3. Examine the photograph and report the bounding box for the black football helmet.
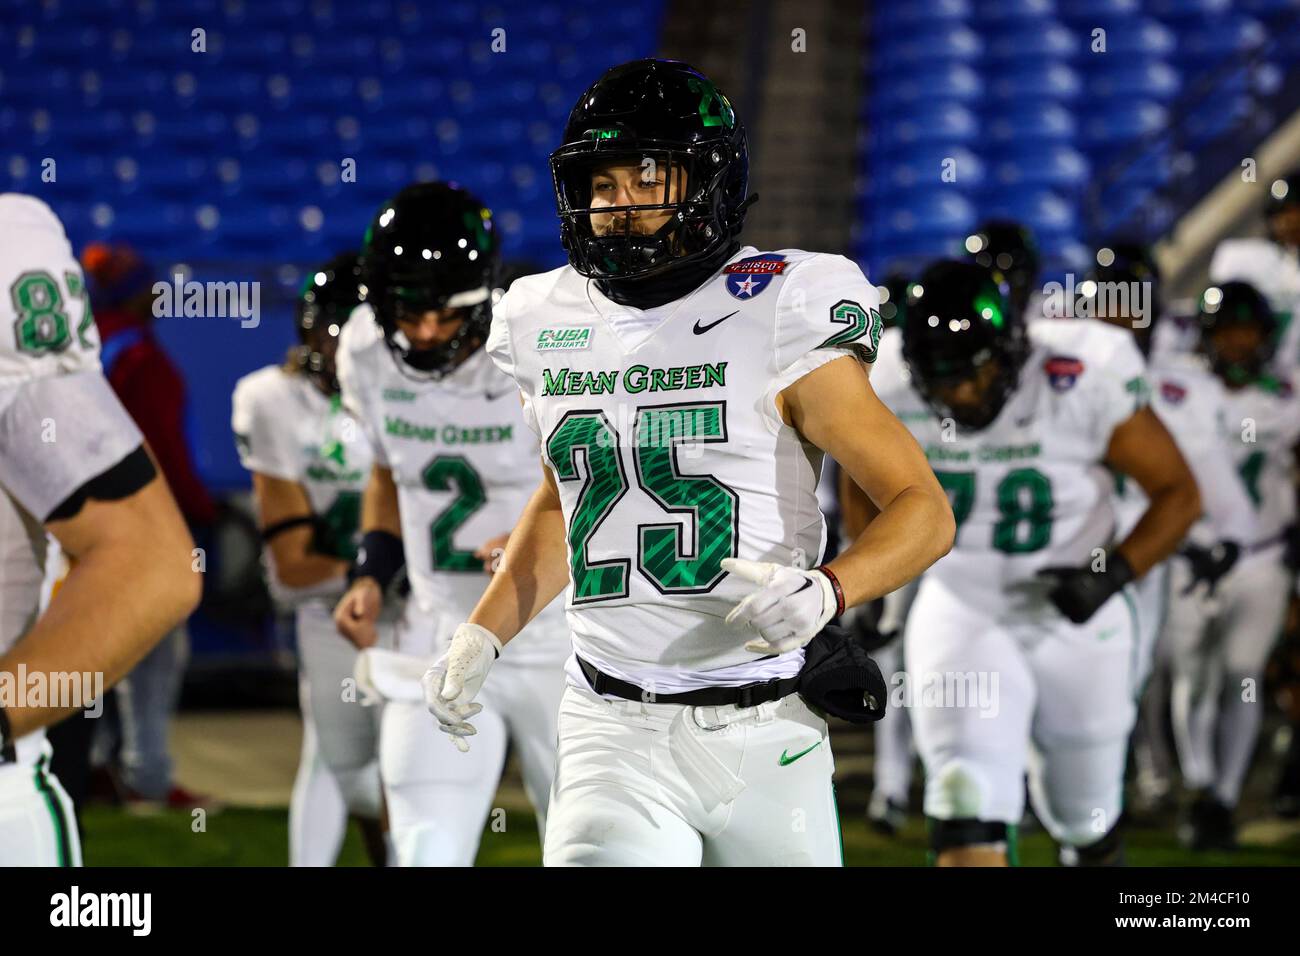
[1196,280,1277,386]
[296,251,364,395]
[965,220,1040,319]
[1081,240,1161,354]
[902,260,1029,430]
[360,182,499,381]
[550,58,755,304]
[1267,168,1300,248]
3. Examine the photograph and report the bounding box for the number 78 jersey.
[488,247,882,684]
[871,319,1148,618]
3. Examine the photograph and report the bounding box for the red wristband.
[815,565,846,617]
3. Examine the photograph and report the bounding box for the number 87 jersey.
[488,247,882,688]
[871,318,1149,618]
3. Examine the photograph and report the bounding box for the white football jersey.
[487,246,883,690]
[1209,238,1300,375]
[873,318,1146,617]
[231,364,374,607]
[1216,375,1300,544]
[337,305,568,664]
[1113,350,1258,548]
[0,195,142,759]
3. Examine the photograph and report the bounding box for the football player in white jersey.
[421,59,955,867]
[332,183,570,867]
[1166,281,1300,850]
[1079,243,1259,815]
[865,258,1201,866]
[1196,169,1300,375]
[0,194,199,864]
[232,253,390,866]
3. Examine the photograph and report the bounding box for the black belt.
[577,656,800,709]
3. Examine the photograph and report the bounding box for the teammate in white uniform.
[865,258,1201,866]
[0,194,199,864]
[1078,243,1259,814]
[232,253,389,866]
[420,59,954,867]
[332,184,570,867]
[1165,281,1300,849]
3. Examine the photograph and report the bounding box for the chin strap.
[596,238,743,310]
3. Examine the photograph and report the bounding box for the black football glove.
[1179,540,1241,597]
[845,597,898,653]
[1036,552,1136,625]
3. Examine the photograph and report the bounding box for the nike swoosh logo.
[693,310,739,335]
[778,741,822,766]
[484,388,509,402]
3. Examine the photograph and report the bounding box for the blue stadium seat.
[985,102,1078,143]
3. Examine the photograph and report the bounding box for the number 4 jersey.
[872,318,1148,620]
[337,305,569,664]
[487,247,882,691]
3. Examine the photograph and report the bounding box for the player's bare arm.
[253,471,349,589]
[466,460,570,642]
[0,462,200,739]
[1104,406,1202,577]
[837,459,879,541]
[779,353,956,606]
[334,462,402,648]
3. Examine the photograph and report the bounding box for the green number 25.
[546,402,738,603]
[934,467,1054,554]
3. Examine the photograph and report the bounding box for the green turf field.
[77,805,1300,866]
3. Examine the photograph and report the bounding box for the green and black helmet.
[902,259,1028,431]
[360,182,499,381]
[1196,280,1277,386]
[965,219,1040,319]
[296,251,364,395]
[550,58,755,300]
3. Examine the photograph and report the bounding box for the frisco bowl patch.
[1044,355,1084,391]
[724,253,786,299]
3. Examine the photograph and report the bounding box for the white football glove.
[722,557,838,655]
[421,623,502,752]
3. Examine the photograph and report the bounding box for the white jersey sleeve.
[485,288,541,437]
[231,366,302,482]
[336,305,390,468]
[0,195,142,522]
[771,253,883,394]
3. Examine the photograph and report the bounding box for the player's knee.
[332,763,381,819]
[925,758,990,820]
[392,822,479,867]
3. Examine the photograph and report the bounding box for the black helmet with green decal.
[295,251,364,395]
[360,182,500,382]
[550,58,756,308]
[902,259,1029,431]
[1196,280,1278,387]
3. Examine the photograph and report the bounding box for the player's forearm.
[1118,478,1201,578]
[270,545,350,589]
[837,467,879,540]
[825,483,954,607]
[362,464,402,536]
[468,480,570,642]
[0,537,200,739]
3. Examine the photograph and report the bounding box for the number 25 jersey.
[487,247,882,688]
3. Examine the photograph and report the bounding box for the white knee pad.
[925,758,991,820]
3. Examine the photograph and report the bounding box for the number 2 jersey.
[872,317,1147,620]
[487,246,883,691]
[230,364,374,615]
[337,305,569,665]
[0,194,143,760]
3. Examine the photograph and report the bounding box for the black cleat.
[1178,791,1236,851]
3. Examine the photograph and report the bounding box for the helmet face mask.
[550,60,752,286]
[360,182,499,383]
[902,260,1029,431]
[1197,281,1277,387]
[296,252,364,395]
